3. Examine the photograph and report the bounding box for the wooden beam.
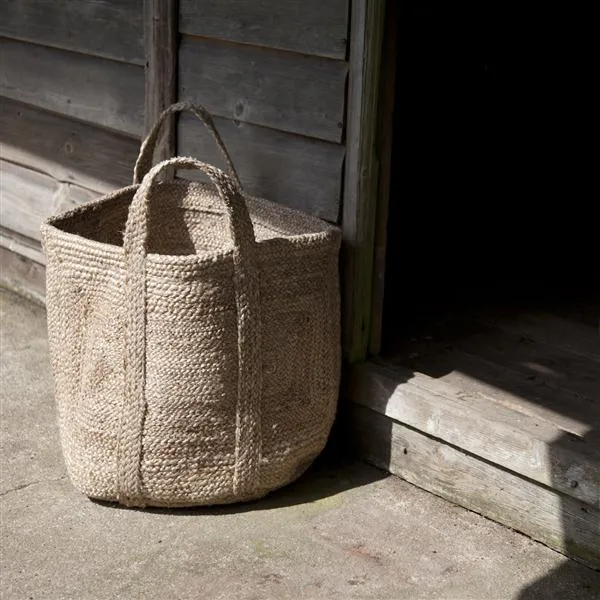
[479,313,600,362]
[369,0,398,355]
[441,324,600,402]
[342,0,386,361]
[349,361,600,507]
[350,404,600,570]
[144,0,178,164]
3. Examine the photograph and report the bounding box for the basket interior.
[52,180,333,255]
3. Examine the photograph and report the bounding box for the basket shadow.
[91,441,388,515]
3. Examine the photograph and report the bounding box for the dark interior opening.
[381,1,598,354]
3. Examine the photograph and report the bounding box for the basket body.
[41,179,340,506]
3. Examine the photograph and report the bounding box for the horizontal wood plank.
[1,162,59,241]
[0,39,144,136]
[350,404,600,570]
[0,226,45,266]
[453,325,600,403]
[409,348,600,436]
[0,246,46,304]
[178,115,344,221]
[179,0,348,59]
[0,160,99,243]
[0,98,139,192]
[350,362,600,507]
[0,0,144,65]
[481,313,600,362]
[179,36,347,143]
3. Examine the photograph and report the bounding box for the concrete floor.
[1,287,599,600]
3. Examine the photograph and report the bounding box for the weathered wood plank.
[0,39,144,136]
[342,0,386,360]
[369,0,398,355]
[350,404,600,570]
[178,115,344,221]
[179,0,348,60]
[0,0,144,65]
[397,315,600,404]
[408,348,600,436]
[0,226,45,267]
[554,300,600,331]
[481,313,600,362]
[144,0,178,165]
[0,98,139,193]
[350,361,600,507]
[453,325,600,402]
[0,246,46,305]
[1,162,59,241]
[0,160,99,243]
[179,36,347,143]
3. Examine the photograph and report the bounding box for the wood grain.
[0,39,144,136]
[369,0,398,355]
[179,35,347,143]
[481,313,600,362]
[342,0,386,361]
[1,162,59,241]
[409,348,600,435]
[0,246,46,305]
[351,404,600,570]
[178,115,344,221]
[350,361,600,507]
[453,325,600,402]
[0,98,139,193]
[179,0,348,59]
[144,0,178,166]
[1,160,99,243]
[0,226,45,267]
[0,0,144,65]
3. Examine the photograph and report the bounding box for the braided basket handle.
[117,158,262,507]
[125,157,255,259]
[133,101,242,189]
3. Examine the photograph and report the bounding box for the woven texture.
[41,103,341,507]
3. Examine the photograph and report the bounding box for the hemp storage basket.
[41,102,341,508]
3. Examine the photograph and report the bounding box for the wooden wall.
[177,0,348,222]
[0,0,143,265]
[1,0,349,274]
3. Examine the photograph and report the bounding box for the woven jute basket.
[41,102,341,507]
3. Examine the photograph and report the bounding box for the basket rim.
[41,182,340,267]
[45,180,338,232]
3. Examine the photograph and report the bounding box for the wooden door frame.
[342,0,395,362]
[143,0,178,159]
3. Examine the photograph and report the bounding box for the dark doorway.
[382,1,597,348]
